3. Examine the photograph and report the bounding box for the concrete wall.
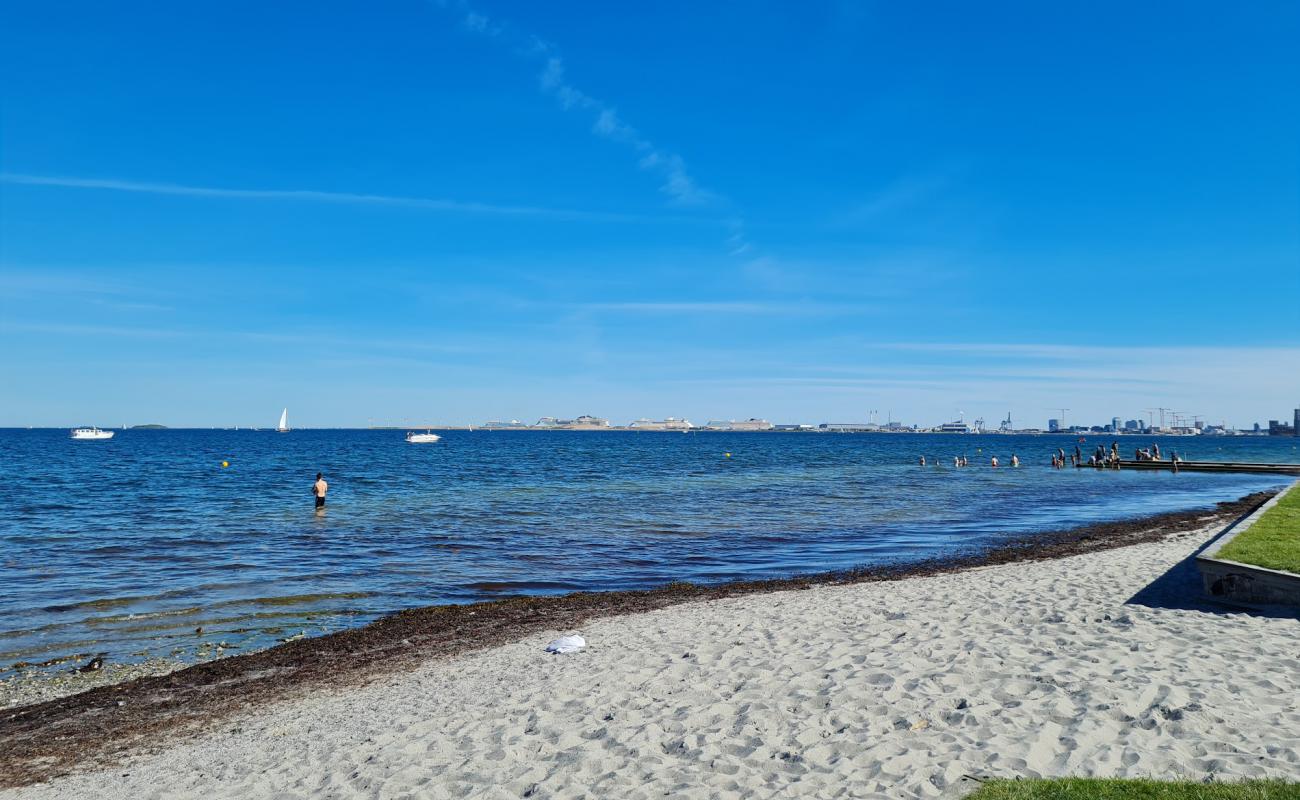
[1196,480,1300,608]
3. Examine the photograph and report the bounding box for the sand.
[4,521,1298,799]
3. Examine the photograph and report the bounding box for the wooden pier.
[1112,460,1300,475]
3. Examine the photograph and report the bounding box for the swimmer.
[312,472,328,510]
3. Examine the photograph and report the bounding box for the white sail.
[277,408,289,432]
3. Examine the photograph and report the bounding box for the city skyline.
[13,405,1298,434]
[2,2,1298,427]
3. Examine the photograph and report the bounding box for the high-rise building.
[1048,418,1060,433]
[1294,408,1300,436]
[1111,417,1122,432]
[1125,419,1140,431]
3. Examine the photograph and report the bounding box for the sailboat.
[276,408,290,433]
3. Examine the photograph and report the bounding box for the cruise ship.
[936,419,973,433]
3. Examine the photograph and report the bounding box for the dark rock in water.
[77,657,104,674]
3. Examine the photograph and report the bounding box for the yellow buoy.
[221,461,229,468]
[724,452,731,458]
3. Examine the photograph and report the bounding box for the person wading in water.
[312,472,329,510]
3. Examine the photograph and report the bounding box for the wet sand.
[0,491,1289,794]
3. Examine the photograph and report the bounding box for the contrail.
[0,172,686,224]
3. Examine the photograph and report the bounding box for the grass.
[965,778,1300,799]
[1215,483,1300,574]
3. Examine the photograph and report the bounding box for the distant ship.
[936,419,973,434]
[406,430,442,443]
[276,408,290,433]
[71,427,114,440]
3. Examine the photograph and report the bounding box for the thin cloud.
[537,57,713,206]
[443,2,738,224]
[0,318,481,355]
[0,173,673,224]
[581,301,785,314]
[0,320,185,339]
[576,300,880,315]
[866,341,1300,363]
[832,172,950,226]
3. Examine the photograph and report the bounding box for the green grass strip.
[965,777,1300,799]
[1215,483,1300,574]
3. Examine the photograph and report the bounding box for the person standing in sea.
[312,472,329,510]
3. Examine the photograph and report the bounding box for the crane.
[1144,407,1173,430]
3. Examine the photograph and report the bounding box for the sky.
[1,1,1298,429]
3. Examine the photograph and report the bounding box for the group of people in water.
[918,454,1020,468]
[1052,443,1123,469]
[920,442,1181,472]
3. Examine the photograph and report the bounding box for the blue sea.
[2,429,1296,674]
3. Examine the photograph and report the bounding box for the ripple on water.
[0,428,1294,676]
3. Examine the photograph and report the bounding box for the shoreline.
[0,490,1278,789]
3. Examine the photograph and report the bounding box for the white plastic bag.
[545,634,586,654]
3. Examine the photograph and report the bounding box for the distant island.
[130,424,168,429]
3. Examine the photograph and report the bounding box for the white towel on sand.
[545,634,586,654]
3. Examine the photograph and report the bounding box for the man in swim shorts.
[313,472,328,509]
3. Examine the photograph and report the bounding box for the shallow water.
[1,428,1296,673]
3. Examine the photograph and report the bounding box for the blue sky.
[2,1,1297,428]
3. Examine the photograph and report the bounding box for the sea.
[2,428,1297,675]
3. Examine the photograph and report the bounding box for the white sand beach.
[6,521,1298,799]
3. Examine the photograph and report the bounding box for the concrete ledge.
[1196,480,1300,608]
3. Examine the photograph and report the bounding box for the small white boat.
[276,408,290,433]
[71,427,114,440]
[406,430,441,443]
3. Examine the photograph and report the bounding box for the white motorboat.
[276,408,290,433]
[71,427,114,440]
[406,430,441,443]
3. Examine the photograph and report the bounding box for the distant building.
[1048,418,1061,433]
[773,424,815,432]
[704,419,774,431]
[1124,419,1140,431]
[1112,417,1122,432]
[1268,420,1295,436]
[1295,408,1300,436]
[819,423,875,432]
